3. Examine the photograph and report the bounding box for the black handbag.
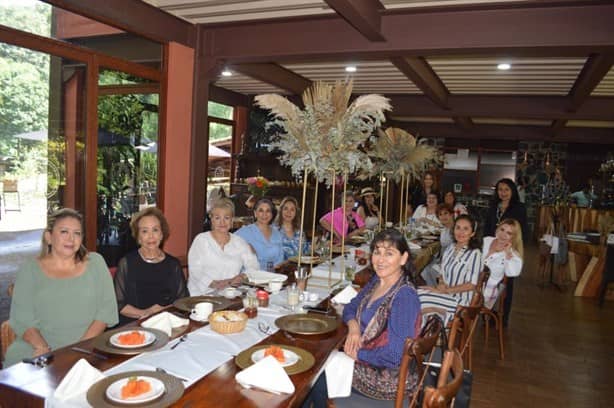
[415,316,473,408]
[421,364,473,408]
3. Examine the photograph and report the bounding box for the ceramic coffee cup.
[268,278,284,293]
[191,302,213,320]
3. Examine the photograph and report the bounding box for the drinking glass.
[287,284,300,311]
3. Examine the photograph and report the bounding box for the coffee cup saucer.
[190,311,209,322]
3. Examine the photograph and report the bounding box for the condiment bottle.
[256,289,269,307]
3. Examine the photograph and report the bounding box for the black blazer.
[483,201,528,243]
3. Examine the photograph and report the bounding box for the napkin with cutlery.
[142,311,189,337]
[235,355,295,394]
[45,358,105,407]
[325,350,355,398]
[331,285,358,305]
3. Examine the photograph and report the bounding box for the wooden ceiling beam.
[232,63,312,95]
[209,85,250,107]
[391,57,449,109]
[550,119,568,136]
[391,122,614,144]
[567,53,614,111]
[44,0,196,47]
[454,117,474,131]
[202,3,614,61]
[387,95,614,121]
[324,0,385,42]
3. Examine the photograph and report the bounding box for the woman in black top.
[483,178,527,327]
[411,171,437,210]
[113,207,188,325]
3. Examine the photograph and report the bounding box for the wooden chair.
[1,284,16,366]
[422,349,464,408]
[332,315,444,408]
[480,276,507,360]
[448,267,488,371]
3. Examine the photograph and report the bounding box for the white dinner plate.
[109,330,156,349]
[105,376,165,404]
[247,271,288,285]
[251,348,300,367]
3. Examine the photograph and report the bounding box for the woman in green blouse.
[4,208,118,367]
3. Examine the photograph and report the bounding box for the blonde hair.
[209,197,235,217]
[498,218,524,258]
[130,207,170,245]
[40,208,88,261]
[274,196,301,230]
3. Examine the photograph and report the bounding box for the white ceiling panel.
[428,57,586,95]
[593,67,614,96]
[214,72,290,95]
[282,61,422,94]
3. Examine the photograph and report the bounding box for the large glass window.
[206,102,233,210]
[96,70,159,266]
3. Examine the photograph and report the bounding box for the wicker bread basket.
[208,311,248,334]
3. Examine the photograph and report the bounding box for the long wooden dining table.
[0,241,439,408]
[0,302,347,408]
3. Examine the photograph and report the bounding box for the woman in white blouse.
[188,198,259,295]
[482,218,523,309]
[411,191,443,229]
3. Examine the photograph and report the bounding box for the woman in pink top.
[319,192,366,242]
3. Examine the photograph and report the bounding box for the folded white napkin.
[332,285,358,305]
[235,355,295,394]
[325,351,355,398]
[247,270,288,285]
[142,311,189,337]
[54,358,105,401]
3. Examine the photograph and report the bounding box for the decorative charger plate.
[173,295,235,312]
[288,255,321,264]
[275,314,340,335]
[93,328,169,356]
[109,329,156,349]
[235,344,315,375]
[87,370,184,408]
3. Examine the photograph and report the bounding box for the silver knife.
[71,347,108,360]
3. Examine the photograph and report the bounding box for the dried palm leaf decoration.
[367,127,443,182]
[254,80,391,186]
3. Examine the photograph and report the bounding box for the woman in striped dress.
[418,214,482,324]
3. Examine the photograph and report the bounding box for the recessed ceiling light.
[221,69,233,77]
[345,65,357,73]
[497,63,511,70]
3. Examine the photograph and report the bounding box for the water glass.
[287,284,300,311]
[266,261,274,272]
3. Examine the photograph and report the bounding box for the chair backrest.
[395,316,444,408]
[475,266,491,296]
[1,320,16,365]
[448,303,480,362]
[422,349,464,408]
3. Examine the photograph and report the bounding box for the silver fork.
[258,321,273,335]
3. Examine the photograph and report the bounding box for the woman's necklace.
[138,248,164,263]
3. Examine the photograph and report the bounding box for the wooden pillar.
[161,42,195,257]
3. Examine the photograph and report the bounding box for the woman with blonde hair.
[482,218,523,309]
[114,207,188,325]
[274,196,310,260]
[189,198,259,294]
[5,208,117,366]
